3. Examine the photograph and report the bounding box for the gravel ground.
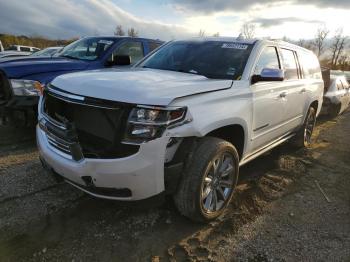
[0,111,349,262]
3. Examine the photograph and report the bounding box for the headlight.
[123,106,187,144]
[10,79,44,96]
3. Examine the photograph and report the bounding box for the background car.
[0,44,39,60]
[30,46,63,57]
[0,36,164,125]
[331,70,350,83]
[0,51,30,59]
[5,44,40,53]
[321,76,350,116]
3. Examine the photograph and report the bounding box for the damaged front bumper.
[37,126,172,200]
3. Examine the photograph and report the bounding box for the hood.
[0,57,90,78]
[51,68,233,106]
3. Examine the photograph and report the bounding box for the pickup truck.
[0,36,163,124]
[37,38,323,222]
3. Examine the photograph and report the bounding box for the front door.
[250,46,287,151]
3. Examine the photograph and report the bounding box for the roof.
[82,36,164,43]
[176,36,257,44]
[172,37,312,52]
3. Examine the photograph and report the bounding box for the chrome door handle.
[279,92,288,98]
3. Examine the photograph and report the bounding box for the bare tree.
[338,54,349,70]
[240,23,256,39]
[297,39,313,50]
[313,25,330,58]
[330,28,347,66]
[212,32,220,37]
[128,28,138,37]
[114,25,125,36]
[198,29,205,37]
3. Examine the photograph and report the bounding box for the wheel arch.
[204,123,246,160]
[310,100,319,111]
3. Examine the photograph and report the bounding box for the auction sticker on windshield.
[222,43,248,50]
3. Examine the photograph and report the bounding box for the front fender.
[165,86,252,154]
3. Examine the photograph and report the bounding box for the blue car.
[0,36,163,124]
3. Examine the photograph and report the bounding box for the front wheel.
[173,137,239,222]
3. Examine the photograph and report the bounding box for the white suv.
[37,38,323,222]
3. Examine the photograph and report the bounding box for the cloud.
[170,0,350,14]
[251,17,322,28]
[0,0,189,40]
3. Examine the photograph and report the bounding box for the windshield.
[31,48,61,57]
[139,41,254,79]
[54,37,117,61]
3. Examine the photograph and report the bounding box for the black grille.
[0,72,12,105]
[42,87,139,159]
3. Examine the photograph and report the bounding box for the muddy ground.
[0,111,349,262]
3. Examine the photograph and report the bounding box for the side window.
[113,41,144,65]
[299,51,321,79]
[340,79,349,89]
[148,42,161,52]
[20,47,31,52]
[280,48,299,80]
[336,80,344,90]
[254,46,280,75]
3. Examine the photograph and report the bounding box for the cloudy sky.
[0,0,349,40]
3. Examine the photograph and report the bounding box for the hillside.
[0,33,77,49]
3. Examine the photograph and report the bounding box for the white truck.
[37,38,323,222]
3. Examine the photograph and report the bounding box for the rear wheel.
[291,106,316,148]
[173,137,239,222]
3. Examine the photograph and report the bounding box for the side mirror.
[106,55,131,66]
[251,68,284,84]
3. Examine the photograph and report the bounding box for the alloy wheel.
[200,152,236,213]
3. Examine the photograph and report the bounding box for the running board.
[239,133,295,166]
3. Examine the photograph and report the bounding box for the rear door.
[278,48,306,131]
[251,46,287,151]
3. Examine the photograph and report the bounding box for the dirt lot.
[0,111,349,262]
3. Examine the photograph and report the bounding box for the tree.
[114,25,125,36]
[198,29,205,37]
[297,39,313,50]
[313,25,329,58]
[330,28,347,66]
[338,54,349,70]
[212,32,220,37]
[128,27,138,37]
[240,23,256,39]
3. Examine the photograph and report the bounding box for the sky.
[0,0,349,40]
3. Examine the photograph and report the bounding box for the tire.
[173,137,239,222]
[291,106,316,148]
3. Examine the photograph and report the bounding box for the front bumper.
[37,126,169,200]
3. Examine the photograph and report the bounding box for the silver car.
[322,76,350,116]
